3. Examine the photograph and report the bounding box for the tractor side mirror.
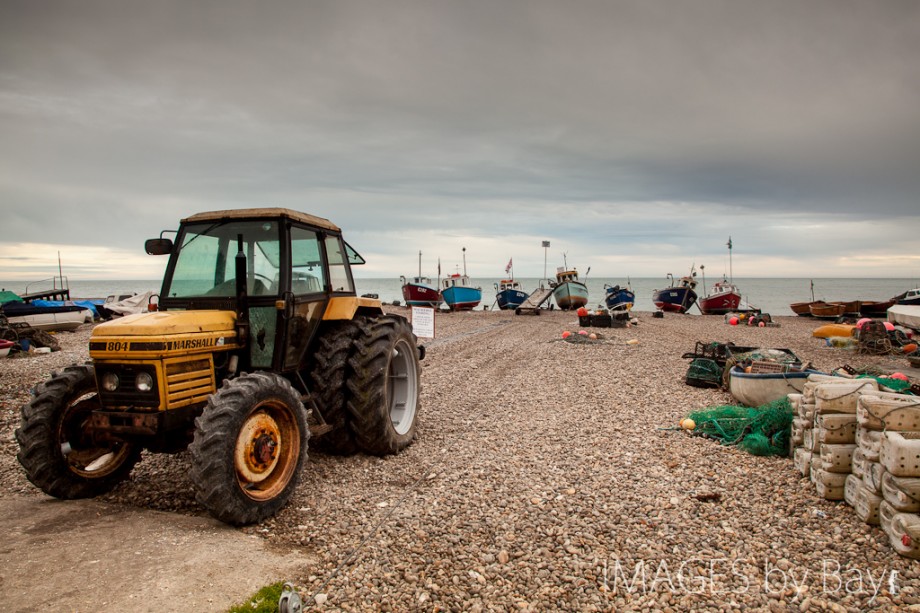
[145,238,173,255]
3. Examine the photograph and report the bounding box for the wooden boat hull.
[552,282,589,310]
[728,366,824,407]
[604,286,635,311]
[790,301,824,316]
[652,287,697,313]
[859,299,895,318]
[809,302,847,319]
[402,282,441,308]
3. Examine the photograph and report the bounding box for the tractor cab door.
[279,226,331,371]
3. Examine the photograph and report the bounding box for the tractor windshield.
[163,220,281,298]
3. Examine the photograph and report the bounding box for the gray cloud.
[1,0,918,279]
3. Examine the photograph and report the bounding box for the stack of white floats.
[860,392,920,559]
[790,375,920,559]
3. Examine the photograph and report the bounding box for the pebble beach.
[1,307,918,611]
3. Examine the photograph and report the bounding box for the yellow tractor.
[16,208,422,525]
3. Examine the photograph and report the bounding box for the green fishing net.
[686,397,794,456]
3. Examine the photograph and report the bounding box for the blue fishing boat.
[440,248,482,311]
[495,279,529,310]
[494,257,529,310]
[604,282,635,312]
[652,266,698,313]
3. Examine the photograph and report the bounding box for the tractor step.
[309,424,333,437]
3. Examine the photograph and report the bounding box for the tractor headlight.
[101,372,119,392]
[135,372,154,392]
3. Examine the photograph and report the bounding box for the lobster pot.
[851,447,869,479]
[813,469,847,500]
[856,427,882,461]
[881,472,920,513]
[794,447,813,477]
[814,379,879,414]
[881,432,920,477]
[844,474,862,508]
[880,503,920,560]
[820,443,857,474]
[854,482,884,525]
[862,461,884,495]
[857,393,920,431]
[816,413,857,444]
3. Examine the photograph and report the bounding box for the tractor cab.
[146,208,373,373]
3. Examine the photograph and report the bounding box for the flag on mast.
[505,258,513,274]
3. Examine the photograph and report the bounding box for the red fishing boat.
[400,251,442,308]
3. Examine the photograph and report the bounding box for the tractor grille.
[165,357,215,409]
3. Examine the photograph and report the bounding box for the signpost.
[410,306,435,339]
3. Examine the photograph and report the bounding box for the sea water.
[1,277,916,316]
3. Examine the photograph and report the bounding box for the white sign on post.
[410,306,435,339]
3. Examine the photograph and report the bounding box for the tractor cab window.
[325,235,354,293]
[165,220,280,298]
[290,228,325,295]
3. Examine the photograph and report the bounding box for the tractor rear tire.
[308,320,361,455]
[15,364,141,499]
[189,372,308,525]
[346,315,420,455]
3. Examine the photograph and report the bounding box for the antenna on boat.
[418,250,422,279]
[462,247,467,276]
[700,264,707,296]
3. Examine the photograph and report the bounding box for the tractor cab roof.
[182,208,340,233]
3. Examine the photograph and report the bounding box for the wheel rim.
[58,392,133,479]
[233,401,300,501]
[388,338,418,436]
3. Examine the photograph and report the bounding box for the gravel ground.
[2,308,919,611]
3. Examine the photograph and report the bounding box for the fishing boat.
[652,266,698,313]
[790,280,822,316]
[896,288,920,306]
[729,364,826,407]
[859,299,897,318]
[697,239,759,315]
[0,301,87,332]
[888,304,920,332]
[809,301,860,319]
[400,251,442,308]
[550,258,589,310]
[790,301,824,316]
[494,258,529,310]
[440,248,482,311]
[603,283,634,311]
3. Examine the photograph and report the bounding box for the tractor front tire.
[189,372,308,525]
[347,316,421,455]
[15,364,141,499]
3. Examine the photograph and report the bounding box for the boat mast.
[727,236,733,283]
[418,250,422,279]
[462,247,467,277]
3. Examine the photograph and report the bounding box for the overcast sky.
[1,0,919,282]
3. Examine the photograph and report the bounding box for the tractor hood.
[93,310,237,337]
